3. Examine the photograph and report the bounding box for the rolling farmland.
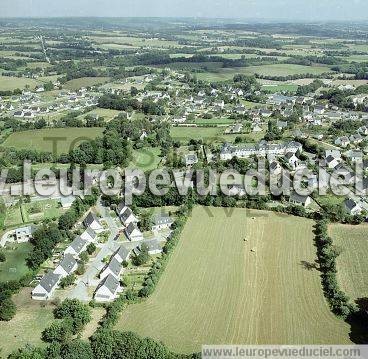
[329,223,368,302]
[116,207,351,353]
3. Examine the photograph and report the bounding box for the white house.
[344,199,362,216]
[53,254,78,278]
[32,271,61,301]
[284,152,300,170]
[80,227,97,242]
[289,192,312,208]
[118,206,138,227]
[94,274,121,302]
[64,236,88,257]
[15,226,35,243]
[113,245,131,263]
[151,214,173,232]
[144,239,163,255]
[99,257,122,280]
[125,223,144,242]
[84,212,104,233]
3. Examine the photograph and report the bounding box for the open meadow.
[2,127,104,155]
[116,207,351,353]
[329,224,368,302]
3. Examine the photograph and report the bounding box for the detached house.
[284,152,299,170]
[32,271,61,301]
[64,236,88,257]
[344,199,362,216]
[54,254,78,278]
[100,257,122,280]
[84,212,103,233]
[125,222,144,242]
[152,214,174,231]
[119,206,138,227]
[289,191,312,208]
[94,274,121,302]
[80,227,97,242]
[113,246,131,263]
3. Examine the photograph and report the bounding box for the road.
[69,198,121,301]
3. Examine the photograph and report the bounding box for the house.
[145,239,163,255]
[59,195,75,209]
[15,225,35,243]
[325,155,340,169]
[345,150,363,163]
[349,134,363,144]
[84,212,103,233]
[100,257,122,280]
[64,236,88,257]
[284,152,299,170]
[32,271,61,301]
[314,105,326,115]
[260,109,272,118]
[335,136,350,148]
[289,191,312,208]
[325,150,341,159]
[125,222,144,241]
[54,254,78,278]
[119,207,138,227]
[113,245,131,263]
[80,227,97,242]
[344,199,362,215]
[269,161,282,176]
[185,154,198,167]
[152,214,174,231]
[276,120,288,130]
[94,274,121,302]
[13,110,24,118]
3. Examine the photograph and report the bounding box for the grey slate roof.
[69,236,88,254]
[58,254,77,274]
[39,271,61,293]
[153,214,173,226]
[97,274,119,295]
[114,246,131,262]
[290,191,309,204]
[84,212,100,227]
[345,199,358,211]
[85,227,97,239]
[120,207,134,222]
[144,239,162,253]
[125,222,139,236]
[103,257,122,277]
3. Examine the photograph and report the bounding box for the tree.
[54,299,91,334]
[8,345,46,359]
[0,298,16,321]
[59,274,76,289]
[61,340,93,359]
[0,251,6,262]
[86,243,96,255]
[133,244,150,266]
[42,320,73,343]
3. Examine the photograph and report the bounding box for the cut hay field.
[2,127,104,155]
[116,207,351,353]
[329,223,368,302]
[64,76,110,91]
[0,288,54,357]
[0,75,41,91]
[196,64,331,82]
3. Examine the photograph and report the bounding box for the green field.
[0,288,54,357]
[129,147,162,171]
[0,75,41,91]
[0,243,32,282]
[2,127,104,155]
[170,126,223,141]
[22,199,64,223]
[196,64,331,82]
[4,205,24,228]
[116,207,350,353]
[329,223,368,302]
[64,77,110,91]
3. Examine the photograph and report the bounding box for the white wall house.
[32,271,61,301]
[94,274,121,302]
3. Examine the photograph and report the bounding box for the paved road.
[69,199,122,301]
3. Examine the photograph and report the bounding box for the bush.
[0,298,16,321]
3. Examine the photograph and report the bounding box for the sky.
[0,0,367,21]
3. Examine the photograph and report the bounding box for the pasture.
[63,77,110,91]
[196,64,331,82]
[329,223,368,302]
[2,127,104,155]
[0,75,41,91]
[116,207,351,353]
[0,243,32,282]
[0,288,54,357]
